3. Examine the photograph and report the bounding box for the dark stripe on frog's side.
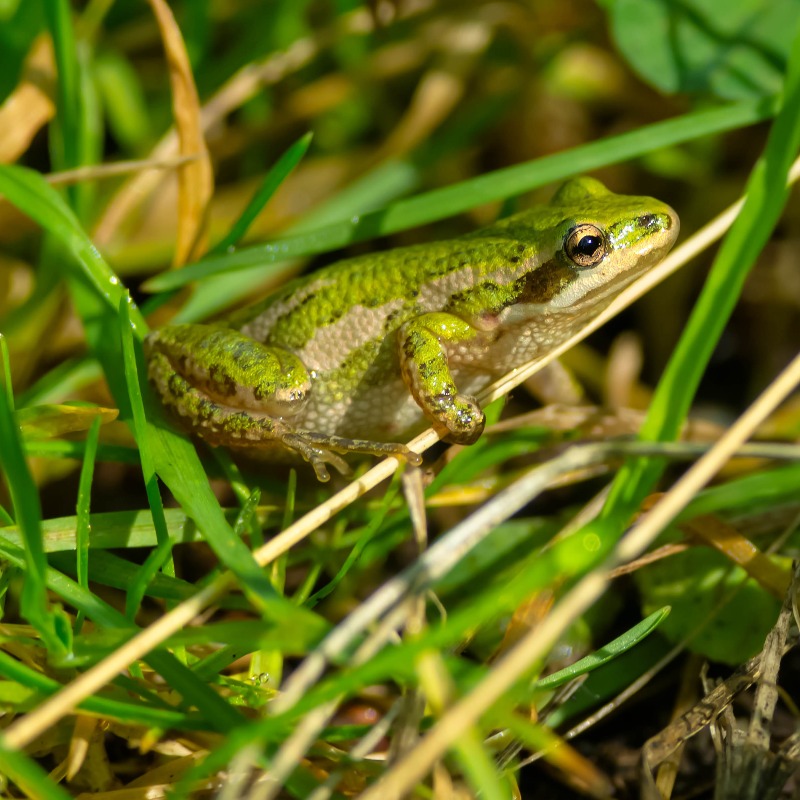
[514,258,576,304]
[443,258,575,316]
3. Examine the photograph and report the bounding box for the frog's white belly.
[296,370,496,441]
[287,309,577,441]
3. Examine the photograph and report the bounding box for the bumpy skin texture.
[145,177,679,480]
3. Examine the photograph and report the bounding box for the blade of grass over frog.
[146,97,778,291]
[0,740,73,800]
[119,294,174,583]
[0,165,317,614]
[533,607,670,691]
[0,383,68,658]
[74,414,100,633]
[209,131,313,255]
[601,27,800,526]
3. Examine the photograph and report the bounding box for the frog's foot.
[276,433,352,482]
[283,430,423,482]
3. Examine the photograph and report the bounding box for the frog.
[144,177,679,481]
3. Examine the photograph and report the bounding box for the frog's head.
[501,176,679,323]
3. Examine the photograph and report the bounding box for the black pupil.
[576,235,601,256]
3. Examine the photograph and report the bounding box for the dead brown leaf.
[146,0,213,266]
[0,34,56,163]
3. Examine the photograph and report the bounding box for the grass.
[0,2,799,797]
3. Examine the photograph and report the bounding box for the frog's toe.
[321,435,423,467]
[279,433,352,482]
[437,395,484,445]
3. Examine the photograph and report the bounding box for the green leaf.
[533,607,670,690]
[635,549,781,663]
[0,379,70,657]
[608,0,800,100]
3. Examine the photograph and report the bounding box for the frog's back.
[234,234,544,351]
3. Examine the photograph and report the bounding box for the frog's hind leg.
[148,349,420,481]
[147,349,347,480]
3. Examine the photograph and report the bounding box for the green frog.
[145,177,678,480]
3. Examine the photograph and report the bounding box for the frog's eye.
[564,224,606,268]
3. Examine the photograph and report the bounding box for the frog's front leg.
[397,312,485,445]
[145,324,420,481]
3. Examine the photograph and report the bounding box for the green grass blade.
[533,607,670,690]
[210,131,313,254]
[0,652,207,729]
[146,98,777,291]
[0,383,69,658]
[118,293,175,606]
[73,414,100,633]
[0,738,73,800]
[42,0,82,209]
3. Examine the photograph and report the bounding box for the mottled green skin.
[145,177,679,480]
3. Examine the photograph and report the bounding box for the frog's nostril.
[637,214,658,228]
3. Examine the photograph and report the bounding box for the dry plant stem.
[4,158,799,755]
[146,0,212,266]
[356,352,800,800]
[46,155,199,186]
